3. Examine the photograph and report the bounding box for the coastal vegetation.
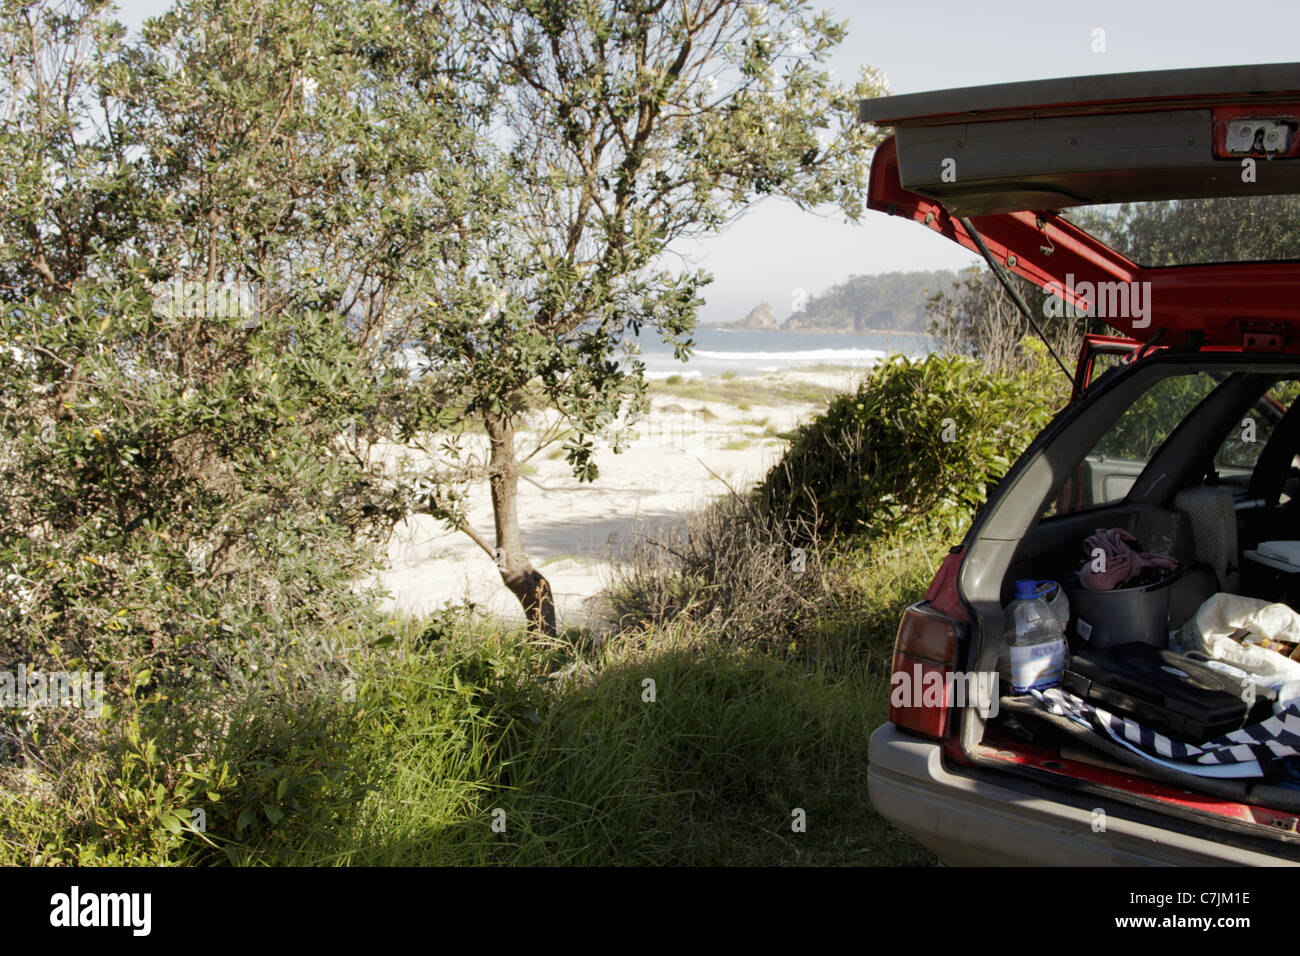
[12,0,1262,869]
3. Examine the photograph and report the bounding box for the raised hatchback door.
[860,64,1300,349]
[858,63,1300,216]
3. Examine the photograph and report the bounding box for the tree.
[0,0,888,666]
[925,265,1089,382]
[391,0,887,633]
[0,0,505,753]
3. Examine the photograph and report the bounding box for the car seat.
[1171,486,1239,625]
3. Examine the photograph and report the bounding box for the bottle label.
[1010,638,1067,694]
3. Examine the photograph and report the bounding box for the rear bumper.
[868,723,1295,866]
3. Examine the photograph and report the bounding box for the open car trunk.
[861,63,1300,850]
[963,351,1300,849]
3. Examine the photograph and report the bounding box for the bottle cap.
[1015,579,1039,599]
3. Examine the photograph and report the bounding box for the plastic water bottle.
[1035,579,1071,633]
[1006,579,1068,694]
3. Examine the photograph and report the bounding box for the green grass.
[0,523,939,868]
[306,529,941,866]
[721,437,751,451]
[281,614,933,865]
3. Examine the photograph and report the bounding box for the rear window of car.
[1063,196,1300,267]
[1213,379,1300,474]
[1046,373,1300,519]
[1046,372,1219,517]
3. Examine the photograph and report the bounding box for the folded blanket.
[1077,527,1179,591]
[1030,685,1300,779]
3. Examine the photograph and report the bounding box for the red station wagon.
[859,63,1300,865]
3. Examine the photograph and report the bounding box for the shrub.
[606,492,835,649]
[758,345,1064,545]
[0,281,399,770]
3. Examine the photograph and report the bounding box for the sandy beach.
[372,368,864,627]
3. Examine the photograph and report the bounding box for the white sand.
[371,368,863,627]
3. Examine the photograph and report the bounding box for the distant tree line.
[784,269,959,332]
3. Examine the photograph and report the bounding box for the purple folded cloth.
[1077,528,1179,591]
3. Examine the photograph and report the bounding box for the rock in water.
[727,303,777,330]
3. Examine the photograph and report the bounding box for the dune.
[371,368,860,627]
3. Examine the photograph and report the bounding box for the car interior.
[969,354,1300,831]
[1009,365,1300,618]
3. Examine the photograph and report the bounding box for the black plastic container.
[1061,642,1274,743]
[1065,565,1181,651]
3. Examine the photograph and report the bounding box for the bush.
[1,687,372,866]
[758,345,1064,545]
[0,279,401,772]
[605,492,836,649]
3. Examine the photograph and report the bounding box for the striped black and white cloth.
[1030,686,1300,779]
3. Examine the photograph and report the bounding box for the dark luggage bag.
[1061,642,1276,744]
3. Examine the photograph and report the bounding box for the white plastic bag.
[1172,593,1300,702]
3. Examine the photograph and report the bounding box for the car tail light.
[890,603,959,739]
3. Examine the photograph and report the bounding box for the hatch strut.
[958,216,1073,382]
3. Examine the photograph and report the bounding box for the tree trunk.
[484,408,557,635]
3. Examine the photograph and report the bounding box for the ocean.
[630,327,934,379]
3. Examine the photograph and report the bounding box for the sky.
[110,0,1300,325]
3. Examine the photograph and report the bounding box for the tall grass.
[3,489,940,867]
[288,611,933,866]
[306,503,940,866]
